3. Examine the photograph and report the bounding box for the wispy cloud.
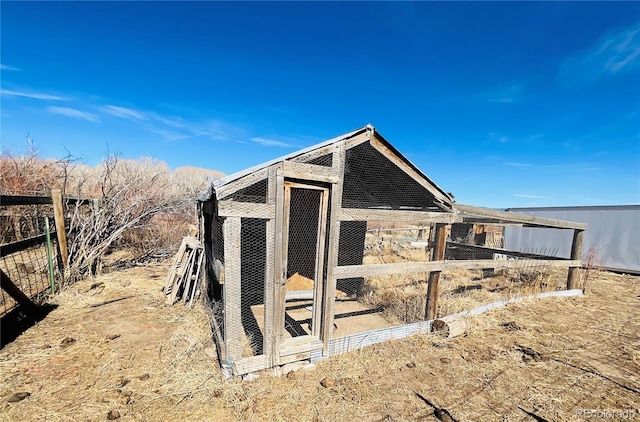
[47,106,101,123]
[0,64,20,71]
[561,24,640,86]
[514,193,547,199]
[148,128,190,142]
[487,83,523,103]
[101,105,148,120]
[0,88,67,101]
[504,162,532,167]
[250,137,296,148]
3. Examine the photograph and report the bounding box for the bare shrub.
[64,155,194,280]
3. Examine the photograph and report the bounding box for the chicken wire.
[342,141,445,211]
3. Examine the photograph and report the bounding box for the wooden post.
[567,229,585,290]
[425,223,448,320]
[223,217,243,360]
[0,268,39,314]
[51,189,68,271]
[322,142,346,356]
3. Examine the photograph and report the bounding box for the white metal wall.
[503,205,640,273]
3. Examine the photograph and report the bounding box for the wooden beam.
[278,170,339,184]
[215,167,270,200]
[567,229,585,289]
[322,141,346,355]
[281,161,338,180]
[0,195,52,206]
[217,201,274,219]
[426,223,447,320]
[263,218,275,368]
[338,208,458,223]
[343,130,374,149]
[223,217,243,360]
[368,136,452,206]
[0,233,51,256]
[333,258,583,279]
[51,189,68,271]
[290,143,338,165]
[0,268,39,314]
[272,174,286,364]
[455,204,588,230]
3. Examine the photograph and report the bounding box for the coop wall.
[201,130,585,374]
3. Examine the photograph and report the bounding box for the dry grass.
[1,262,638,421]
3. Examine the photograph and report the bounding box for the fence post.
[425,223,448,320]
[567,229,584,290]
[51,189,68,273]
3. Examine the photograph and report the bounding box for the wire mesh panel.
[305,153,333,167]
[331,221,436,339]
[342,142,443,211]
[0,242,58,316]
[239,218,266,357]
[282,185,326,340]
[204,211,225,341]
[221,179,268,203]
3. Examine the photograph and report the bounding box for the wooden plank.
[0,233,50,256]
[455,204,588,230]
[217,201,274,219]
[0,195,52,205]
[334,258,583,278]
[215,167,270,199]
[51,189,68,271]
[188,249,204,307]
[272,174,286,364]
[425,223,447,320]
[338,208,458,223]
[343,130,374,150]
[368,136,453,206]
[0,268,39,314]
[263,218,276,368]
[279,169,339,184]
[567,229,585,289]
[282,161,338,179]
[280,339,324,357]
[164,240,187,297]
[312,187,329,337]
[290,143,338,165]
[322,142,346,355]
[223,217,243,360]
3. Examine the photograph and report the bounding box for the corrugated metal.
[504,205,640,273]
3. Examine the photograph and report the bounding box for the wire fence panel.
[0,206,60,316]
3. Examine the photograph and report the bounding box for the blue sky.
[1,2,639,208]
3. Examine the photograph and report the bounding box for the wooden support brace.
[0,268,39,314]
[51,189,68,272]
[425,223,448,320]
[567,229,585,290]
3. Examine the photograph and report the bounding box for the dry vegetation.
[0,262,638,421]
[0,146,224,282]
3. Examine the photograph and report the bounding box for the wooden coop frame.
[199,125,587,376]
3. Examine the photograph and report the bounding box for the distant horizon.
[2,2,639,209]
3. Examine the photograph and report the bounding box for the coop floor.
[249,299,393,343]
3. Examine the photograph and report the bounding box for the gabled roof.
[201,124,454,206]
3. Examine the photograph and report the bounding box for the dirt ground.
[1,262,638,421]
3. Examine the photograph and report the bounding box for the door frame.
[278,180,330,352]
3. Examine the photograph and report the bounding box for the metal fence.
[0,195,63,316]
